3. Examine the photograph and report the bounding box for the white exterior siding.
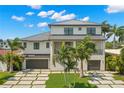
[51,26,101,35]
[22,20,105,71]
[24,41,50,54]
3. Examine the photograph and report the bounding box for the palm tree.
[101,21,111,38]
[6,38,24,72]
[107,25,124,48]
[0,53,24,72]
[7,38,24,53]
[116,26,124,44]
[77,36,96,77]
[53,42,69,85]
[53,42,77,87]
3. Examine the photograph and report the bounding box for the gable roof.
[49,19,101,26]
[21,32,50,41]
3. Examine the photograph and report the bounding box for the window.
[46,42,49,48]
[34,42,39,50]
[87,27,96,35]
[78,27,82,31]
[64,28,73,35]
[4,42,6,45]
[23,42,27,48]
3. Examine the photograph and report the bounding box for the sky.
[0,5,124,41]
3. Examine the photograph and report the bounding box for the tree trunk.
[80,60,84,78]
[9,63,13,72]
[113,35,116,49]
[63,65,67,86]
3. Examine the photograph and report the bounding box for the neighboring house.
[0,49,9,71]
[22,19,105,71]
[0,39,10,50]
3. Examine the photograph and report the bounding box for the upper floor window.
[23,42,27,48]
[78,27,82,31]
[46,42,49,48]
[87,27,96,35]
[34,42,39,50]
[64,28,73,35]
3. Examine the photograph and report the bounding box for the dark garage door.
[88,60,100,70]
[26,59,48,69]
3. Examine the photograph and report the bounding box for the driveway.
[0,69,50,88]
[87,71,124,88]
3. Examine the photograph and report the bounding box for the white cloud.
[37,22,48,27]
[11,15,25,21]
[28,24,34,28]
[105,5,124,13]
[37,10,55,18]
[26,12,34,16]
[80,16,90,22]
[51,10,76,21]
[27,5,41,9]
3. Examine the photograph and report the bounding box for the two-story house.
[22,19,105,71]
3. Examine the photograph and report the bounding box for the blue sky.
[0,5,124,40]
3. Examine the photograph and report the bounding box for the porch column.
[22,59,26,70]
[73,41,76,48]
[100,60,105,71]
[50,41,54,70]
[83,60,88,71]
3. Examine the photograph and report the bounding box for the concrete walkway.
[0,69,50,88]
[1,70,124,88]
[87,71,124,88]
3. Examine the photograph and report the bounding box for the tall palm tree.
[107,25,124,48]
[7,38,24,53]
[77,36,96,77]
[101,21,111,38]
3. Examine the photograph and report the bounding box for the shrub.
[117,48,124,74]
[105,55,119,71]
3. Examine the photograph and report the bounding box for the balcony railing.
[54,48,104,55]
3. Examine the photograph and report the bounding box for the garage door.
[26,59,48,69]
[88,60,100,70]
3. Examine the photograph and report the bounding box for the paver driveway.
[87,71,124,88]
[0,69,50,88]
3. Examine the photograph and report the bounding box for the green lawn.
[113,74,124,81]
[46,73,96,88]
[0,72,15,84]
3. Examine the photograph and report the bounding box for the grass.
[113,74,124,81]
[46,73,96,88]
[0,72,15,84]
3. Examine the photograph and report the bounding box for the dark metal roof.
[49,19,101,26]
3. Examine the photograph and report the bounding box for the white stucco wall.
[0,61,7,71]
[51,26,101,35]
[23,41,50,54]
